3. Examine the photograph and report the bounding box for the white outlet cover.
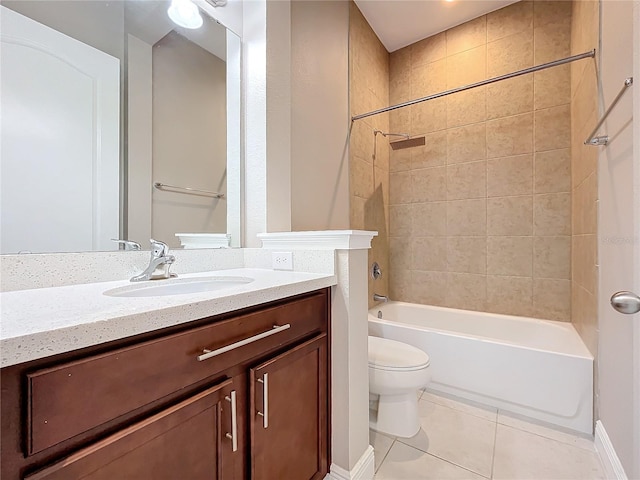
[272,251,293,270]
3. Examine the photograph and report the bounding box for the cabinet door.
[25,378,240,480]
[250,334,328,480]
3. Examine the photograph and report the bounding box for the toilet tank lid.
[368,336,430,369]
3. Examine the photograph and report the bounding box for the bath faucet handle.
[373,293,388,303]
[371,262,382,280]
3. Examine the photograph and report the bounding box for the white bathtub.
[368,302,594,434]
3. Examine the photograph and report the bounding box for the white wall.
[243,0,269,247]
[127,35,153,245]
[226,30,243,247]
[597,0,638,476]
[198,0,243,37]
[243,0,351,245]
[290,1,350,231]
[266,0,292,233]
[243,0,297,246]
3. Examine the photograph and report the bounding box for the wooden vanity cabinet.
[0,288,330,480]
[23,377,240,480]
[251,335,328,480]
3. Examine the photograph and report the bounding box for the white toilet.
[368,336,431,438]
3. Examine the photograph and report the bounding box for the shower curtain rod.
[351,49,596,122]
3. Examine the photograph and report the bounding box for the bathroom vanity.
[0,286,331,479]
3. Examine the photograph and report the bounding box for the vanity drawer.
[26,290,328,455]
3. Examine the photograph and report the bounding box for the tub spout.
[373,293,388,303]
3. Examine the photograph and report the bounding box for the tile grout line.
[485,98,489,297]
[421,394,498,422]
[376,438,397,475]
[490,412,499,479]
[394,439,492,480]
[494,417,597,453]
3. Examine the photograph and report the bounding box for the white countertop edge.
[1,272,336,368]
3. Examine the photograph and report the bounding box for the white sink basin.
[103,276,254,298]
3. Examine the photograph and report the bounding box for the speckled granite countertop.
[0,268,336,368]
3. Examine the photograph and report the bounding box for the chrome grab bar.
[257,373,269,429]
[197,324,291,362]
[584,77,633,146]
[154,182,225,199]
[225,391,238,452]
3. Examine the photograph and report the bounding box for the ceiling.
[125,0,227,60]
[354,0,520,52]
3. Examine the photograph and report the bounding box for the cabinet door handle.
[257,373,269,429]
[197,324,291,362]
[225,390,238,452]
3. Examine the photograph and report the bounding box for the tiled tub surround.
[369,301,593,434]
[387,1,573,321]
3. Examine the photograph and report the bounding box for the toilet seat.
[368,336,430,372]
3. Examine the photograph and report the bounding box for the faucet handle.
[111,239,141,251]
[149,239,170,257]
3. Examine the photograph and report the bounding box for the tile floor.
[371,391,606,480]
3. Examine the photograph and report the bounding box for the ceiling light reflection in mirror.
[168,0,203,29]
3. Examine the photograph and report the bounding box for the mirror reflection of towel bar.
[153,182,225,199]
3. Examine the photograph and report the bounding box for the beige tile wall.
[388,1,573,320]
[349,2,390,307]
[570,0,599,355]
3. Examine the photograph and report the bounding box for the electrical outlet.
[272,251,293,270]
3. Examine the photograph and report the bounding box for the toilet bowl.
[368,336,431,438]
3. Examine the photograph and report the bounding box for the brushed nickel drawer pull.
[197,324,291,362]
[225,391,238,452]
[257,373,269,428]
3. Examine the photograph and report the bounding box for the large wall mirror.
[0,0,241,254]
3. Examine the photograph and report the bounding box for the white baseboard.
[326,446,375,480]
[595,420,628,480]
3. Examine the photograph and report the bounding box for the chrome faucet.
[373,293,388,303]
[131,239,177,282]
[111,238,141,251]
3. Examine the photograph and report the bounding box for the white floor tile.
[371,429,396,472]
[422,391,498,422]
[497,410,596,452]
[492,424,606,480]
[397,399,496,478]
[375,441,486,480]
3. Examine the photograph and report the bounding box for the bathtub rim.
[368,301,593,360]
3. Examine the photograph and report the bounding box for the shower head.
[374,129,410,140]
